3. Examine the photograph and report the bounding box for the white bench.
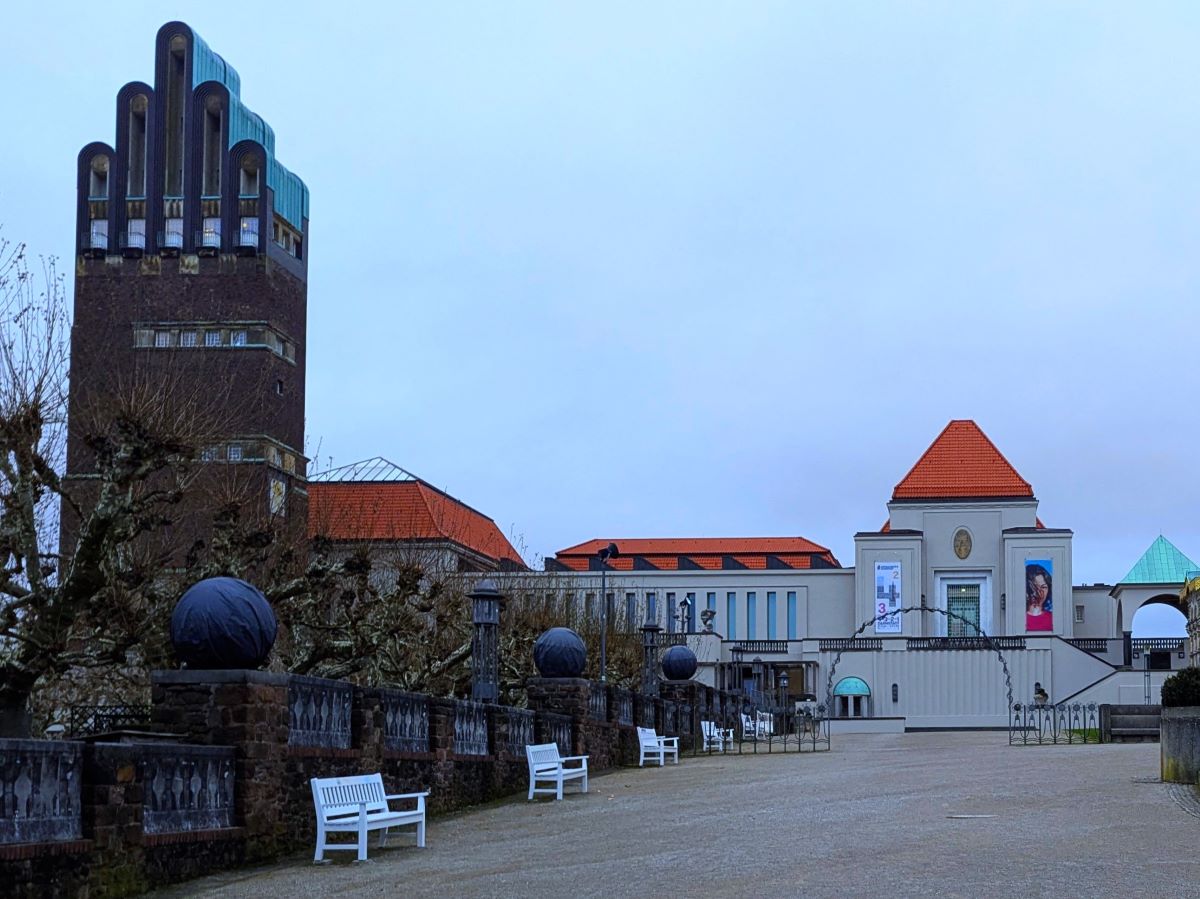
[526,742,589,800]
[637,726,679,766]
[702,720,734,752]
[310,774,429,862]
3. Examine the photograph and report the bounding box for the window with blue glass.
[726,592,737,640]
[647,592,657,624]
[747,592,757,639]
[666,592,676,633]
[767,591,777,640]
[787,591,798,639]
[685,592,696,632]
[625,593,636,629]
[706,591,716,612]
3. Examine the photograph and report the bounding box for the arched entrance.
[832,676,871,718]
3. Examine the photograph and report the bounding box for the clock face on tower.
[953,528,972,560]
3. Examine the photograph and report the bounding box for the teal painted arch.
[833,676,871,697]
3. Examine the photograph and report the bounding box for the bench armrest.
[385,791,431,800]
[560,755,589,762]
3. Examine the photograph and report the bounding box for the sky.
[1,2,1196,634]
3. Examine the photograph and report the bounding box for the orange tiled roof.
[308,481,525,567]
[553,537,840,570]
[892,420,1033,501]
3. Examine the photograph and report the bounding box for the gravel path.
[154,732,1196,898]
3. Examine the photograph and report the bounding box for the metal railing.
[1009,702,1100,745]
[819,638,882,651]
[907,636,1026,651]
[614,689,634,726]
[68,704,153,737]
[731,640,790,654]
[540,712,572,755]
[1066,638,1110,653]
[504,708,535,756]
[1131,638,1185,652]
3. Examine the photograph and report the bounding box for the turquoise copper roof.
[833,676,871,696]
[190,28,309,231]
[1118,535,1199,585]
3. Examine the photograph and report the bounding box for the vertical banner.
[1025,559,1053,632]
[874,561,902,634]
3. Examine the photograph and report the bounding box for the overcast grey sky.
[2,3,1196,631]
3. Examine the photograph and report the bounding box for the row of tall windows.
[554,589,802,640]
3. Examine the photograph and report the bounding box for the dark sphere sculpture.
[661,645,698,681]
[170,577,277,670]
[532,627,587,678]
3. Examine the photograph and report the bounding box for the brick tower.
[64,21,309,557]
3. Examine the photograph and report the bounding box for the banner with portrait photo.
[874,561,902,634]
[1025,559,1053,632]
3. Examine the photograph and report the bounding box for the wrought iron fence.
[454,700,490,756]
[0,739,82,844]
[638,699,657,729]
[1009,702,1100,745]
[505,709,536,756]
[288,676,352,749]
[589,683,607,722]
[141,745,235,834]
[819,638,882,651]
[68,704,152,737]
[381,690,429,753]
[687,705,830,755]
[1066,638,1109,653]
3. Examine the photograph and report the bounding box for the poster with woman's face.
[1025,560,1053,632]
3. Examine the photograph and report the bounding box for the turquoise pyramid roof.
[1118,536,1199,585]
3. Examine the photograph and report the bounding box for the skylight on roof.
[307,456,420,483]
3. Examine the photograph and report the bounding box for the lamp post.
[779,670,790,709]
[598,542,619,682]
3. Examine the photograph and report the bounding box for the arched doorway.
[1131,595,1187,671]
[832,677,871,718]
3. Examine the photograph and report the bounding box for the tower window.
[89,155,109,199]
[240,158,260,197]
[205,331,222,347]
[164,218,184,248]
[127,94,148,198]
[125,218,146,250]
[88,220,109,251]
[154,331,172,348]
[231,330,247,346]
[275,379,284,396]
[227,444,243,462]
[179,331,197,347]
[201,217,221,248]
[202,100,223,197]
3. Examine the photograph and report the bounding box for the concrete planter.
[1160,706,1200,784]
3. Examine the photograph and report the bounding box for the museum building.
[524,420,1196,729]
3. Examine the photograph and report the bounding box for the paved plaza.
[158,732,1198,898]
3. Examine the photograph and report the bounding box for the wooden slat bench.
[525,742,589,800]
[310,773,429,862]
[637,726,679,766]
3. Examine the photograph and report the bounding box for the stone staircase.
[1101,704,1161,743]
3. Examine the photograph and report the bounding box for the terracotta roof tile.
[892,420,1033,500]
[308,481,525,567]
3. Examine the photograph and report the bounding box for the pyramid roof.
[892,420,1033,501]
[1118,535,1199,585]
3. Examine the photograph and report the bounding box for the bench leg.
[314,824,326,863]
[528,779,535,801]
[379,826,388,848]
[556,776,563,801]
[581,770,588,793]
[357,815,368,862]
[416,817,426,848]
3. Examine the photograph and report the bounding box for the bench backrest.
[525,743,564,772]
[637,726,662,748]
[311,774,388,820]
[701,720,720,737]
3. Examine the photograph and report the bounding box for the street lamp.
[678,597,692,634]
[598,542,619,681]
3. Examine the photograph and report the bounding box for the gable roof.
[552,537,840,572]
[1118,535,1199,585]
[892,420,1034,501]
[307,465,525,568]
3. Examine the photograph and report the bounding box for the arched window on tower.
[162,34,186,249]
[87,155,110,251]
[199,96,223,251]
[125,94,148,250]
[238,154,260,250]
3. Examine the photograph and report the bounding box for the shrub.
[1160,666,1200,707]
